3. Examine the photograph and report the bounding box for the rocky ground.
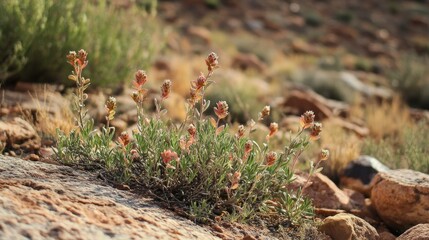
[0,155,219,239]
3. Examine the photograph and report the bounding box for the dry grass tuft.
[351,96,411,140]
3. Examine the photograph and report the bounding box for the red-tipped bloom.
[192,72,207,91]
[161,79,172,99]
[66,51,77,66]
[77,49,88,66]
[161,149,179,164]
[310,122,322,140]
[266,122,278,139]
[259,105,270,120]
[134,70,147,89]
[205,52,219,71]
[187,124,197,137]
[300,111,315,129]
[118,131,130,146]
[265,151,277,166]
[214,101,229,119]
[235,125,245,139]
[244,140,253,154]
[319,149,329,161]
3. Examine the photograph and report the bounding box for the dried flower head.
[319,149,329,161]
[77,49,88,65]
[105,96,117,112]
[214,101,229,119]
[267,122,279,139]
[134,70,147,89]
[66,51,77,65]
[161,149,179,164]
[188,124,197,137]
[105,96,117,120]
[235,125,245,139]
[310,122,322,140]
[300,111,315,129]
[118,131,130,146]
[265,151,277,166]
[161,79,172,99]
[205,52,219,71]
[259,105,271,120]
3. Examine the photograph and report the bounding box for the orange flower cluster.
[67,49,88,70]
[266,122,278,140]
[180,124,197,152]
[105,97,117,121]
[131,70,148,104]
[235,125,245,139]
[299,111,323,141]
[242,140,253,161]
[265,151,277,166]
[161,79,172,99]
[205,52,219,71]
[300,111,315,129]
[118,131,130,146]
[258,105,270,121]
[214,101,229,120]
[188,52,219,107]
[161,149,179,169]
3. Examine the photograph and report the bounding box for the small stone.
[397,224,429,240]
[319,213,379,240]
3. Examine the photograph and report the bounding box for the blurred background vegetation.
[0,0,161,87]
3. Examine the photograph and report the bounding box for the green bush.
[0,0,47,81]
[362,121,429,174]
[390,54,429,109]
[57,51,328,225]
[0,0,159,86]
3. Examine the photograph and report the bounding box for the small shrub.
[0,0,48,81]
[56,50,329,225]
[335,11,354,24]
[389,53,429,109]
[304,12,323,27]
[1,0,159,87]
[362,120,429,174]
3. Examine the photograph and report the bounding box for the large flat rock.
[0,156,219,240]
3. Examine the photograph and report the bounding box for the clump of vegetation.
[56,50,329,225]
[389,53,429,109]
[0,0,159,86]
[362,120,429,174]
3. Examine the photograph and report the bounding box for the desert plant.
[0,0,48,81]
[362,120,429,174]
[56,50,328,225]
[389,53,429,109]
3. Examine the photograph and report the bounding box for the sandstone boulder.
[288,173,356,211]
[397,224,429,240]
[0,117,41,151]
[371,170,429,233]
[340,156,390,196]
[319,213,379,240]
[0,156,219,240]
